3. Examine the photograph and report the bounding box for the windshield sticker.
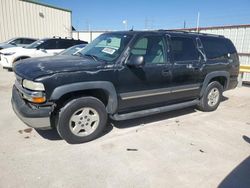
[102,47,116,55]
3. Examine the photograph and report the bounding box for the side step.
[110,99,199,121]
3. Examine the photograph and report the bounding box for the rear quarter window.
[200,37,236,59]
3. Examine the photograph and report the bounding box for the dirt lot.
[0,68,249,188]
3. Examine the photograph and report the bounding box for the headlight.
[3,52,16,56]
[22,79,45,91]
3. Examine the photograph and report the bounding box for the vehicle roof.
[39,37,86,41]
[105,30,225,38]
[11,37,37,40]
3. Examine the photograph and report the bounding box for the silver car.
[0,37,37,50]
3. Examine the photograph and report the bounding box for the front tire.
[56,97,107,144]
[197,81,223,112]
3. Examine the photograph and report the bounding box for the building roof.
[20,0,71,12]
[179,24,250,31]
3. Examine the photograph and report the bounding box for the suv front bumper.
[11,86,52,130]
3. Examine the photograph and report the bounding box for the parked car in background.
[11,31,239,144]
[58,44,87,56]
[0,37,37,50]
[0,37,87,70]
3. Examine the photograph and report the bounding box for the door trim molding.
[120,84,200,100]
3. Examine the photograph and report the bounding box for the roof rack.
[158,29,224,38]
[53,36,61,39]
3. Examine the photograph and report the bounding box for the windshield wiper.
[72,51,83,57]
[84,53,99,61]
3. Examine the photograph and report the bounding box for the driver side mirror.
[36,47,46,53]
[127,55,145,67]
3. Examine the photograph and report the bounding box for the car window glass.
[171,37,199,62]
[200,37,229,59]
[80,34,132,63]
[40,39,58,49]
[96,37,121,50]
[23,39,36,44]
[58,40,73,49]
[11,39,22,44]
[130,35,165,64]
[131,38,148,55]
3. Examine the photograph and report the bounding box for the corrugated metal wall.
[185,25,250,81]
[72,31,105,43]
[0,0,72,42]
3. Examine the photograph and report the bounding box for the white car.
[0,38,87,70]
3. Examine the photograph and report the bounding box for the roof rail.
[158,29,224,38]
[53,36,62,39]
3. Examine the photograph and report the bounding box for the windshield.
[4,38,16,43]
[25,39,45,49]
[78,33,133,63]
[59,44,86,56]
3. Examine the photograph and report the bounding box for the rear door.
[169,36,202,102]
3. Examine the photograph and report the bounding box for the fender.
[50,81,118,114]
[200,71,230,97]
[14,56,30,62]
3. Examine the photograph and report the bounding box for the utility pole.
[196,12,200,32]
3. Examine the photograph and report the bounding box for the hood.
[0,46,24,53]
[14,55,103,80]
[0,43,14,49]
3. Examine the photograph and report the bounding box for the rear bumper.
[11,86,53,130]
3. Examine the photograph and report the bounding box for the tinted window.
[11,39,22,44]
[40,39,58,49]
[130,35,165,64]
[171,37,199,62]
[58,40,73,49]
[200,37,236,59]
[22,39,36,44]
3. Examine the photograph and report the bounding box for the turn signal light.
[31,97,46,103]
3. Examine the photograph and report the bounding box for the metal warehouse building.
[0,0,72,42]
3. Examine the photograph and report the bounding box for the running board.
[110,99,199,121]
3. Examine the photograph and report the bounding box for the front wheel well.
[53,89,109,112]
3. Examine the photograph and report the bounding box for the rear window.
[200,37,236,59]
[171,37,199,62]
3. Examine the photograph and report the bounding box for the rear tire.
[197,81,223,112]
[56,97,107,144]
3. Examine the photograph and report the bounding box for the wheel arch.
[14,56,31,63]
[50,81,118,114]
[200,71,230,97]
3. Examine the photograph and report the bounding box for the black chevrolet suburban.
[11,30,239,143]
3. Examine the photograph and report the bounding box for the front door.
[117,34,172,112]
